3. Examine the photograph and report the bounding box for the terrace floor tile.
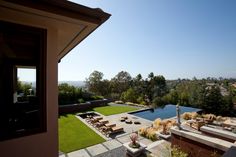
[86,144,108,156]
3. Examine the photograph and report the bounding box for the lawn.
[59,114,105,153]
[93,105,138,116]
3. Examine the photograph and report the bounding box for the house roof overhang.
[0,0,111,60]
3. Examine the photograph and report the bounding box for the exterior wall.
[171,134,224,157]
[0,24,59,157]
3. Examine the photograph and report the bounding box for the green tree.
[121,88,138,103]
[17,78,33,96]
[148,72,154,80]
[202,85,224,114]
[110,71,132,99]
[85,70,104,95]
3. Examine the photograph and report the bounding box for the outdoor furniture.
[120,116,128,122]
[106,126,124,136]
[94,122,104,128]
[125,119,132,124]
[93,116,103,121]
[100,126,112,135]
[99,119,109,124]
[105,123,116,128]
[134,121,141,125]
[89,116,103,124]
[121,116,128,119]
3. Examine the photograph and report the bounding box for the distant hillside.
[59,81,85,87]
[22,81,85,88]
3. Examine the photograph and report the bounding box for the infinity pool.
[130,104,201,121]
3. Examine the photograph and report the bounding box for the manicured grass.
[93,105,138,116]
[59,114,105,153]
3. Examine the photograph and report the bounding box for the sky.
[20,0,236,81]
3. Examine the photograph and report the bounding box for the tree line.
[86,70,236,116]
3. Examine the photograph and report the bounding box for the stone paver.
[106,112,153,136]
[146,140,165,150]
[139,138,153,146]
[116,134,145,144]
[86,144,108,156]
[148,140,171,157]
[116,134,131,144]
[67,149,90,157]
[103,139,122,150]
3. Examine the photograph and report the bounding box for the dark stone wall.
[171,134,225,157]
[58,99,113,115]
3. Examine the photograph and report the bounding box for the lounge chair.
[105,123,116,128]
[108,126,124,135]
[99,119,109,124]
[106,126,124,136]
[94,122,104,128]
[90,117,103,124]
[94,116,103,121]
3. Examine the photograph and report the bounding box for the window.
[0,21,46,141]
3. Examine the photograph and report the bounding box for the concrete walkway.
[59,133,171,157]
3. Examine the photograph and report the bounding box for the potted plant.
[129,132,140,148]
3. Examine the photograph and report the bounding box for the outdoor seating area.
[119,116,141,125]
[84,115,124,137]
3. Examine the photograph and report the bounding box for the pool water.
[130,104,201,121]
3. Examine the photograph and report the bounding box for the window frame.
[0,21,47,140]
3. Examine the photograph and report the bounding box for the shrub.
[146,128,158,141]
[138,127,147,137]
[160,120,170,135]
[191,112,199,119]
[203,114,216,121]
[78,98,85,103]
[152,97,166,107]
[167,119,177,129]
[140,101,147,105]
[181,112,192,120]
[91,95,104,100]
[114,100,124,104]
[126,102,135,105]
[171,145,188,157]
[153,118,162,130]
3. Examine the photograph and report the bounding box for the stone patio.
[60,133,171,157]
[60,108,170,157]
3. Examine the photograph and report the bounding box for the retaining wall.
[59,99,113,114]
